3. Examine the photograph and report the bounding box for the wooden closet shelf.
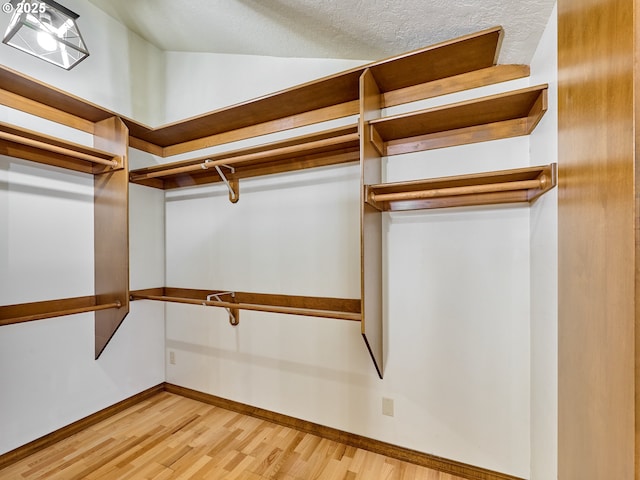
[366,164,557,211]
[369,84,548,156]
[0,296,123,326]
[1,27,504,154]
[121,26,504,151]
[130,288,362,322]
[0,122,122,174]
[129,125,360,189]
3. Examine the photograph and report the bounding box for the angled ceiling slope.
[87,0,556,64]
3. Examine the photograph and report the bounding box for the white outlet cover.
[382,397,394,417]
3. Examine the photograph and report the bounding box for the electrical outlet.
[382,397,394,417]
[169,351,176,365]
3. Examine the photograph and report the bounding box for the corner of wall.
[528,3,558,479]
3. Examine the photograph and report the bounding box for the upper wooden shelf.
[369,84,548,156]
[137,26,503,150]
[129,125,360,190]
[0,121,123,174]
[0,27,506,156]
[365,164,557,211]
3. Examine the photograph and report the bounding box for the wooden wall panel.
[558,0,637,478]
[636,0,640,472]
[360,69,384,378]
[93,117,130,358]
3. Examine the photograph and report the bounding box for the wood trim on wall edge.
[0,382,525,480]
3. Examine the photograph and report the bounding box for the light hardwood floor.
[0,392,464,480]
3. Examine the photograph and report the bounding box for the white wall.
[529,4,558,479]
[0,1,165,455]
[162,48,543,476]
[129,150,166,291]
[382,104,531,476]
[163,51,367,123]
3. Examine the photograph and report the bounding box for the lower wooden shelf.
[0,296,123,326]
[365,164,557,212]
[130,288,362,322]
[128,125,360,191]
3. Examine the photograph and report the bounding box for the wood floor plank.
[0,392,467,480]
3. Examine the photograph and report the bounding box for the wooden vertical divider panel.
[360,69,384,379]
[93,117,130,358]
[558,0,637,477]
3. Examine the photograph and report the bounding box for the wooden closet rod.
[369,177,547,203]
[130,133,360,181]
[0,131,120,167]
[0,301,121,326]
[134,294,362,322]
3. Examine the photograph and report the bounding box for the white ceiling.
[87,0,556,64]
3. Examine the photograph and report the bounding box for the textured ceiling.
[87,0,556,64]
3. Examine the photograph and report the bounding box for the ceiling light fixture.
[2,0,89,70]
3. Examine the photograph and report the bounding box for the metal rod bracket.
[205,291,239,326]
[204,161,239,203]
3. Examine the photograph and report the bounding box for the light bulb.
[36,30,58,52]
[36,10,57,52]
